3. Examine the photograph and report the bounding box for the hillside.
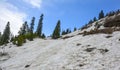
[0,13,120,70]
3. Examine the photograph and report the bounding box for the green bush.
[12,37,17,45]
[25,33,33,41]
[17,35,24,46]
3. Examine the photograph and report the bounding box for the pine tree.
[36,14,44,37]
[106,11,115,17]
[66,28,71,34]
[99,10,104,19]
[0,32,1,39]
[18,21,29,35]
[74,27,77,31]
[62,30,66,35]
[12,36,17,45]
[93,17,97,22]
[41,33,46,39]
[10,34,14,42]
[23,21,29,34]
[88,19,93,24]
[0,32,1,44]
[1,22,11,45]
[29,17,35,41]
[116,9,120,15]
[52,20,61,39]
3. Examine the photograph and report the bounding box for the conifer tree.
[52,20,61,39]
[29,17,35,41]
[116,9,120,15]
[1,22,11,45]
[0,32,1,39]
[62,30,66,35]
[36,14,44,37]
[88,19,93,24]
[23,21,29,34]
[41,33,46,38]
[93,17,97,22]
[18,21,29,35]
[0,32,1,44]
[74,27,77,31]
[10,34,14,42]
[99,10,104,19]
[66,28,71,34]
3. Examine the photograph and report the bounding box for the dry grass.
[104,15,120,27]
[62,36,74,39]
[83,28,113,36]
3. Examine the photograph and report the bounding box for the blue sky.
[0,0,120,36]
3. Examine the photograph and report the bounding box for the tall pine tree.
[29,17,35,41]
[36,14,44,37]
[52,20,61,39]
[18,21,29,35]
[1,22,11,45]
[41,33,46,38]
[74,27,77,31]
[62,30,66,35]
[93,17,97,22]
[66,28,71,34]
[99,10,104,19]
[0,32,1,43]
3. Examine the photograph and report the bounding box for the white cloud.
[23,0,42,8]
[0,1,27,35]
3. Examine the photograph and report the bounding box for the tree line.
[0,13,76,46]
[81,9,120,30]
[0,9,120,46]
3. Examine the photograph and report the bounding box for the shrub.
[104,15,120,27]
[83,31,87,36]
[83,28,113,36]
[16,35,26,46]
[12,37,17,45]
[94,22,101,29]
[81,24,90,30]
[62,36,74,39]
[25,33,32,41]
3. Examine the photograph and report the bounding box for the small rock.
[105,36,112,38]
[79,64,85,67]
[119,39,120,41]
[25,65,30,68]
[98,49,109,54]
[87,45,91,47]
[85,47,96,52]
[62,66,65,69]
[102,64,104,66]
[76,43,81,46]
